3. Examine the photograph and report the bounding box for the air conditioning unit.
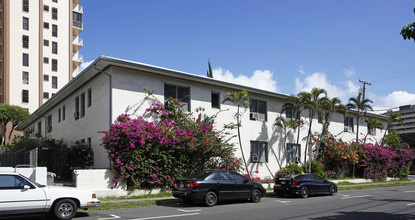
[258,113,266,121]
[74,112,79,119]
[250,112,259,120]
[344,126,349,132]
[251,155,259,162]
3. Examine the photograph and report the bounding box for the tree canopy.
[0,104,30,145]
[401,8,415,42]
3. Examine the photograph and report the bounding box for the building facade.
[390,105,415,143]
[17,56,388,179]
[0,0,83,113]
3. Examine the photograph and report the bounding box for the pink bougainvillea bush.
[101,96,241,190]
[359,143,414,181]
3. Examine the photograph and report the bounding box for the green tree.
[281,93,307,163]
[303,88,327,169]
[363,117,384,145]
[274,115,296,169]
[381,112,403,145]
[223,90,250,178]
[346,92,373,177]
[206,59,213,78]
[401,8,415,42]
[0,104,30,145]
[315,97,346,161]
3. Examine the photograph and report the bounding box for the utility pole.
[359,80,371,101]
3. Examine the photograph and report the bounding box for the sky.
[79,0,415,113]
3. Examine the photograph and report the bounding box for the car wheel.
[204,191,218,207]
[53,199,77,220]
[300,186,309,198]
[251,189,261,203]
[329,185,337,196]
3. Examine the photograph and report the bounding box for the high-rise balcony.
[73,0,81,5]
[73,20,83,36]
[73,4,83,14]
[73,36,83,53]
[72,53,83,69]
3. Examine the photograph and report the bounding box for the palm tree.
[274,115,296,169]
[346,92,373,177]
[346,92,373,144]
[303,88,327,168]
[381,112,403,145]
[315,97,346,161]
[281,93,307,163]
[223,90,250,178]
[363,117,384,145]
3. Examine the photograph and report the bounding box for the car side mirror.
[23,185,31,190]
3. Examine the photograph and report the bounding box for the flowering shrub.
[317,134,359,178]
[101,96,241,190]
[388,146,414,179]
[276,163,304,178]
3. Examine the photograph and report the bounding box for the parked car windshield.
[184,171,213,180]
[20,174,45,187]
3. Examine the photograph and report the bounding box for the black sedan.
[173,170,266,207]
[274,173,337,198]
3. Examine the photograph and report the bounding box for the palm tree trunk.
[304,113,314,169]
[237,113,250,179]
[296,122,301,164]
[381,125,389,146]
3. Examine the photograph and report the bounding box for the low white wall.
[0,167,47,185]
[73,169,161,197]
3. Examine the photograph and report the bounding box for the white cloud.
[381,91,415,108]
[78,60,94,73]
[344,67,356,77]
[297,64,305,75]
[212,67,278,92]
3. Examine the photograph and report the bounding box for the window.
[52,41,57,54]
[62,105,66,121]
[51,59,57,71]
[52,7,57,20]
[164,84,190,111]
[52,24,57,37]
[52,76,58,89]
[250,99,267,121]
[43,74,49,81]
[344,116,354,132]
[37,121,42,136]
[43,57,49,64]
[22,35,29,48]
[44,22,49,29]
[75,96,79,120]
[80,92,85,117]
[23,53,29,66]
[44,5,49,11]
[287,143,301,163]
[43,92,49,99]
[58,108,61,122]
[22,0,29,12]
[23,17,29,30]
[22,71,29,84]
[250,141,268,163]
[0,175,32,189]
[22,90,29,103]
[318,110,324,124]
[87,137,92,148]
[46,115,52,133]
[211,92,220,109]
[73,12,83,28]
[44,39,49,46]
[286,108,297,120]
[87,88,92,107]
[52,0,58,3]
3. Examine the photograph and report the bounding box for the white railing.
[73,36,83,46]
[73,4,83,14]
[73,53,83,63]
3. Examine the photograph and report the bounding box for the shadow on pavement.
[311,211,415,220]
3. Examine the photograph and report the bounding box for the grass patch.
[100,191,173,201]
[338,181,415,190]
[336,179,410,186]
[89,199,181,210]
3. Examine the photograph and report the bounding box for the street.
[7,185,415,220]
[83,185,415,220]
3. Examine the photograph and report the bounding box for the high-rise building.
[0,0,83,113]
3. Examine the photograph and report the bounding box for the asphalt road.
[7,185,415,220]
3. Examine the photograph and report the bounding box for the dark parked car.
[274,173,337,198]
[173,170,266,206]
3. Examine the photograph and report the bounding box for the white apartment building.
[16,56,388,181]
[0,0,83,113]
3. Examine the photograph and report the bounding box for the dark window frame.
[344,116,354,132]
[80,92,85,117]
[52,76,58,89]
[52,7,58,20]
[250,99,267,121]
[211,91,220,109]
[87,88,92,107]
[164,84,191,112]
[23,17,29,30]
[22,90,29,103]
[250,141,268,163]
[22,71,29,85]
[52,41,57,54]
[51,59,57,71]
[22,0,29,12]
[52,24,58,37]
[23,53,29,66]
[286,143,301,163]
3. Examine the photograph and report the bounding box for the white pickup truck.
[0,172,100,219]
